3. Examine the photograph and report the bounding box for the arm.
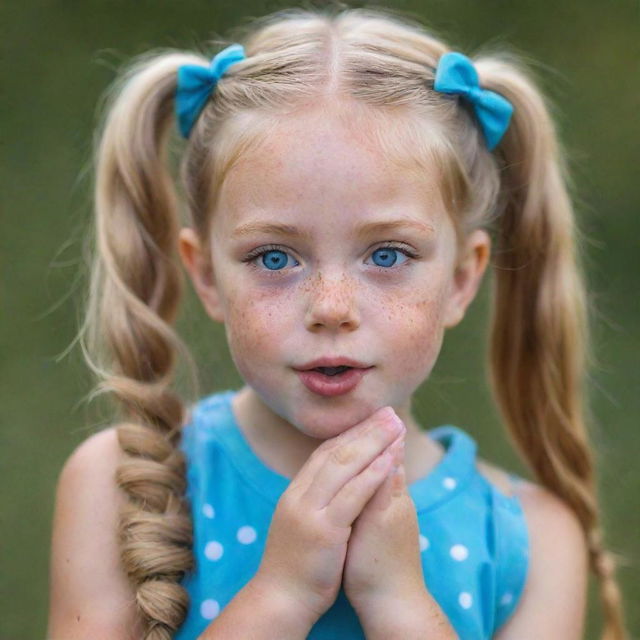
[493,482,588,639]
[197,574,317,640]
[47,427,144,640]
[355,589,457,640]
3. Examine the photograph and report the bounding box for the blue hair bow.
[434,51,513,150]
[176,43,246,139]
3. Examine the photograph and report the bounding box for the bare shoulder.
[48,426,145,640]
[514,478,589,561]
[516,479,589,579]
[493,478,589,639]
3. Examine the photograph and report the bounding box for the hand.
[342,414,428,617]
[253,406,410,628]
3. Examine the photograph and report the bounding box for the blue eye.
[242,243,417,272]
[258,248,297,271]
[367,246,411,268]
[242,246,300,271]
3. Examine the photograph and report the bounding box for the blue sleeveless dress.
[173,390,530,640]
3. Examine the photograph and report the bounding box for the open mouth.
[312,366,353,376]
[297,365,372,396]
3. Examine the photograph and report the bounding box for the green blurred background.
[2,0,638,638]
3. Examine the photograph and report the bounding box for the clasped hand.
[253,407,450,636]
[342,417,429,619]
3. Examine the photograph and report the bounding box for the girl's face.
[180,109,489,445]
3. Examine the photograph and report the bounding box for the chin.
[291,403,377,437]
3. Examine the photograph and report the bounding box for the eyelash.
[241,243,419,272]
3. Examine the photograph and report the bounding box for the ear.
[178,227,225,323]
[442,229,491,329]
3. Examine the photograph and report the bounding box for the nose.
[304,270,361,332]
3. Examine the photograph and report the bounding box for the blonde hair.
[78,4,629,638]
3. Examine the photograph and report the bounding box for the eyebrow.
[231,219,435,239]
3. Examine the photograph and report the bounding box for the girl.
[47,5,629,640]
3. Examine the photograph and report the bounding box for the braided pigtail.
[474,56,629,638]
[79,51,210,638]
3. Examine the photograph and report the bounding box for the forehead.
[214,109,448,231]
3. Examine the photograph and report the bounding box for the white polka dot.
[419,534,430,551]
[204,540,224,561]
[202,503,215,519]
[237,525,257,544]
[458,592,473,609]
[200,599,220,620]
[499,592,513,606]
[443,476,457,490]
[450,544,469,561]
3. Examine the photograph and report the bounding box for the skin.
[178,104,490,486]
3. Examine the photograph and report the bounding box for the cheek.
[223,289,292,370]
[382,285,449,379]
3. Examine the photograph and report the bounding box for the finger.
[391,437,406,498]
[290,406,393,495]
[372,464,396,511]
[375,438,405,510]
[304,408,405,509]
[324,432,405,528]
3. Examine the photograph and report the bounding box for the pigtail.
[80,50,208,638]
[477,58,629,639]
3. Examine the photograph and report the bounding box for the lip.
[294,357,372,370]
[296,367,372,397]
